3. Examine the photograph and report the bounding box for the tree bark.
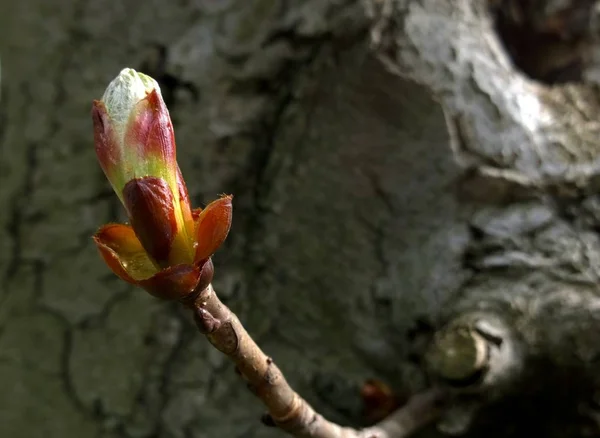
[2,0,600,437]
[365,1,600,436]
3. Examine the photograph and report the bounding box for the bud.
[92,68,163,197]
[92,68,233,300]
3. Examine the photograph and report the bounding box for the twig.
[361,388,447,438]
[183,284,446,438]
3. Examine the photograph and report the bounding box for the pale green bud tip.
[101,68,161,128]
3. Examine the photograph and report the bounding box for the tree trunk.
[1,0,599,437]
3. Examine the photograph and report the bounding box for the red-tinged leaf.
[144,90,177,165]
[123,176,177,266]
[194,195,233,262]
[196,258,214,294]
[178,259,215,307]
[93,223,157,283]
[124,89,177,177]
[176,165,195,241]
[125,95,154,155]
[192,207,203,221]
[92,101,123,191]
[121,89,178,190]
[138,263,201,300]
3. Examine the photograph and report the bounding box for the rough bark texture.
[366,1,600,437]
[2,0,600,437]
[0,1,456,437]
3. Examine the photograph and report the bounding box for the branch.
[182,284,446,438]
[422,310,523,434]
[362,388,447,438]
[425,311,521,391]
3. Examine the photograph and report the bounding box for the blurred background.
[0,1,468,437]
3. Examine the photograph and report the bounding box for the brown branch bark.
[182,284,446,438]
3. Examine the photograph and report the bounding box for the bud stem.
[182,285,447,438]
